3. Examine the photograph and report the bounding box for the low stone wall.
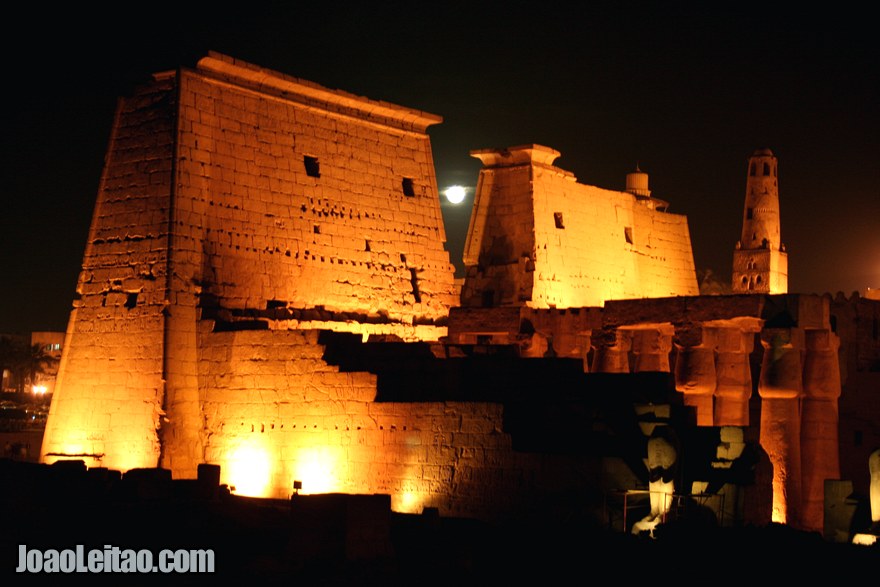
[198,328,599,521]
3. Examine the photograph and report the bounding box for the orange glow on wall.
[42,443,97,468]
[771,487,787,524]
[291,446,345,495]
[391,472,430,514]
[110,453,154,474]
[60,442,85,457]
[44,441,150,472]
[461,145,698,310]
[392,490,424,514]
[225,440,273,498]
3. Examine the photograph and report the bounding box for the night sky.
[1,3,877,334]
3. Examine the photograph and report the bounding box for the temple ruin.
[40,53,880,539]
[460,145,698,308]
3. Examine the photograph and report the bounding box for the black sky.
[1,2,877,334]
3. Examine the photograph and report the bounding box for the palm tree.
[2,338,57,394]
[0,336,23,392]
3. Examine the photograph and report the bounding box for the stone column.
[629,326,673,373]
[800,329,842,533]
[590,329,631,374]
[758,327,804,527]
[674,326,716,427]
[714,320,761,427]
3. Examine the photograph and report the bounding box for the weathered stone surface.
[41,77,176,472]
[732,149,788,294]
[39,53,865,536]
[42,53,459,476]
[461,145,698,309]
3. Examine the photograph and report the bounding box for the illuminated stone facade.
[195,328,565,517]
[460,145,699,309]
[732,149,788,294]
[42,53,457,478]
[40,54,876,537]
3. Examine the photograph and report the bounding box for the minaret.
[732,148,788,293]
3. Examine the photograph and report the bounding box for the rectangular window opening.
[746,207,754,220]
[553,212,564,229]
[304,155,320,178]
[624,226,633,244]
[402,177,415,197]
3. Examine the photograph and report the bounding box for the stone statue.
[632,426,679,537]
[852,448,880,545]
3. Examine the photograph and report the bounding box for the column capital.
[759,327,805,351]
[626,325,674,373]
[802,328,841,401]
[590,327,632,373]
[758,327,804,400]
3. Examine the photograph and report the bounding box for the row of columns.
[762,327,841,531]
[589,319,762,428]
[588,320,842,533]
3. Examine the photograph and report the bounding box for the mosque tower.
[731,148,788,293]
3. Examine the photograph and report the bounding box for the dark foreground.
[2,458,878,585]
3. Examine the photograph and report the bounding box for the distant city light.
[31,385,47,395]
[443,185,467,204]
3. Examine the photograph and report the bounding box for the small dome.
[626,165,650,197]
[753,148,774,157]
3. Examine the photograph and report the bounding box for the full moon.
[444,185,467,204]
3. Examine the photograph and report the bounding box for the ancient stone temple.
[40,53,878,539]
[42,52,458,480]
[460,145,699,309]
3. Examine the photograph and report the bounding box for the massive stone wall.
[197,328,596,521]
[461,145,698,309]
[42,53,459,475]
[177,55,457,332]
[41,76,176,471]
[40,53,865,534]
